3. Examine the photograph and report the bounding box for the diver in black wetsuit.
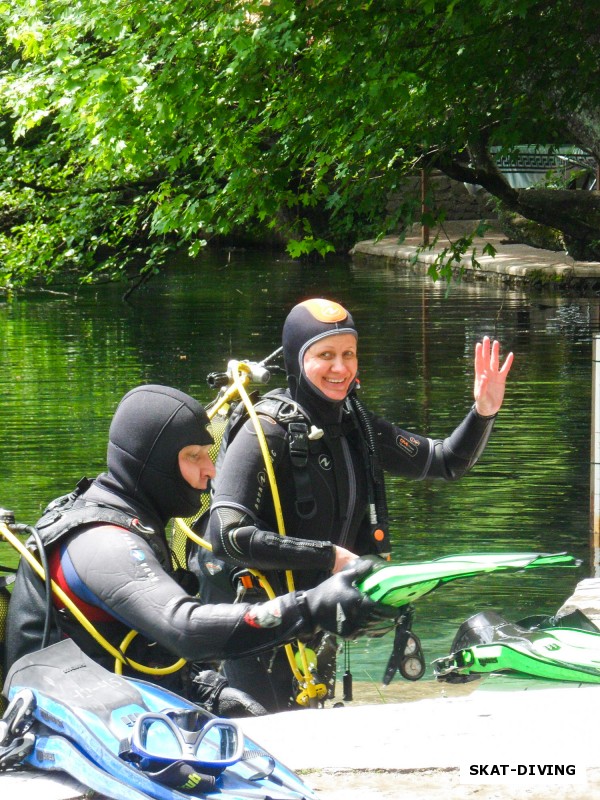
[5,384,398,717]
[197,298,514,712]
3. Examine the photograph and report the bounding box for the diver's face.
[303,333,358,401]
[178,445,216,490]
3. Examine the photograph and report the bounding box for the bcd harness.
[35,477,172,568]
[1,483,189,678]
[220,387,391,557]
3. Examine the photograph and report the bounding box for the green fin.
[434,626,600,684]
[358,552,581,607]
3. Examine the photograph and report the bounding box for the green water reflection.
[1,249,598,686]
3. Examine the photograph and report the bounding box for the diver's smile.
[303,333,358,401]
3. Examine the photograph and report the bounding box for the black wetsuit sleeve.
[374,406,497,480]
[64,526,314,661]
[207,418,337,572]
[209,507,336,571]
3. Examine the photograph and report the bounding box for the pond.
[1,247,599,689]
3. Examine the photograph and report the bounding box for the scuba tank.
[0,574,13,714]
[1,509,20,714]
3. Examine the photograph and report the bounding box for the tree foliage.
[1,0,599,288]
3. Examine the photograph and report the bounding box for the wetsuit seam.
[216,512,248,566]
[211,500,258,520]
[471,402,498,420]
[338,437,357,548]
[419,437,435,479]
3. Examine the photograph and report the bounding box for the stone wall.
[386,171,496,223]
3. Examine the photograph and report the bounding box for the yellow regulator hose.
[179,361,323,705]
[0,521,185,676]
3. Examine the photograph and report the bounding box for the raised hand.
[473,336,514,416]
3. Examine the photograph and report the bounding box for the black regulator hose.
[348,393,390,535]
[22,524,53,649]
[0,511,53,651]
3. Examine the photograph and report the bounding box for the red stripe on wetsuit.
[49,546,114,623]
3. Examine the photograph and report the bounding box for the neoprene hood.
[104,384,213,525]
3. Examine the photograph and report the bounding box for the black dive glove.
[303,557,398,639]
[192,670,268,718]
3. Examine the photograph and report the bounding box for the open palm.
[473,336,514,416]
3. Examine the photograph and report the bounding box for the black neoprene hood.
[282,298,358,405]
[105,384,213,524]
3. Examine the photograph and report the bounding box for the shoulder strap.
[37,476,94,523]
[287,421,317,519]
[346,394,391,557]
[221,389,318,520]
[259,391,318,519]
[35,484,170,566]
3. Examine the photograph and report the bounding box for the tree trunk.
[436,146,600,261]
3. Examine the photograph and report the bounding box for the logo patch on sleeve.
[396,435,419,457]
[244,599,283,629]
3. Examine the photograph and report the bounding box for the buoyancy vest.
[218,390,318,519]
[34,477,172,567]
[217,388,390,556]
[7,478,176,666]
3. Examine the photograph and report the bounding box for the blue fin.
[4,639,316,800]
[27,728,152,800]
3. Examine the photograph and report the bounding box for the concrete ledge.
[557,579,600,626]
[351,224,600,286]
[240,680,600,772]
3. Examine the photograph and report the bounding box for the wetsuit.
[197,300,498,711]
[207,396,495,589]
[5,384,393,712]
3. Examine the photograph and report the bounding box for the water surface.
[1,248,598,688]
